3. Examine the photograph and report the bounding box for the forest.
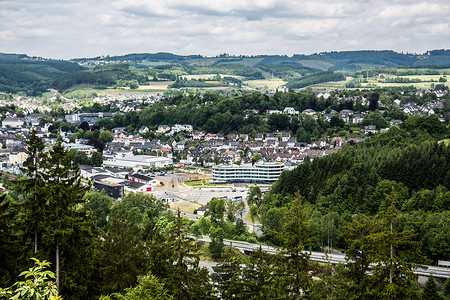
[256,115,450,265]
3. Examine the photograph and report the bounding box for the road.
[194,236,450,279]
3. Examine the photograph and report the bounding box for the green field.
[243,78,286,90]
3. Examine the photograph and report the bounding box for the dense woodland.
[257,116,450,265]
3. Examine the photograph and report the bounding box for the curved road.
[194,236,450,279]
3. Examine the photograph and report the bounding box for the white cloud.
[0,0,448,58]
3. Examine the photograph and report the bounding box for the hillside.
[1,49,450,95]
[0,54,84,95]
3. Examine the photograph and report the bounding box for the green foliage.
[269,197,314,297]
[98,206,149,295]
[183,63,263,79]
[0,59,84,95]
[285,71,345,89]
[443,278,450,299]
[209,227,225,260]
[122,274,173,300]
[99,130,114,143]
[82,191,113,232]
[53,64,148,91]
[421,277,443,300]
[208,198,225,221]
[91,151,103,167]
[0,258,60,300]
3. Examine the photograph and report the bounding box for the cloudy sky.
[1,0,449,59]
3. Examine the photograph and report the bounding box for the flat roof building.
[212,162,285,184]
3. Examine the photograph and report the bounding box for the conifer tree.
[368,190,419,299]
[17,129,46,254]
[271,195,313,299]
[164,211,214,299]
[342,214,377,299]
[443,278,450,299]
[421,277,443,300]
[40,139,89,292]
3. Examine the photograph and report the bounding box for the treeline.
[53,64,148,91]
[285,71,345,89]
[183,63,264,79]
[257,63,318,78]
[107,91,363,136]
[256,116,450,263]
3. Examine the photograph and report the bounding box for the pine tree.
[98,205,148,295]
[16,129,46,254]
[164,211,214,299]
[271,195,313,299]
[443,278,450,299]
[368,190,420,299]
[240,246,279,299]
[40,140,89,293]
[421,277,443,300]
[342,214,377,299]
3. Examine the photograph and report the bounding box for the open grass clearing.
[184,180,232,188]
[243,78,286,89]
[184,74,244,80]
[169,200,202,214]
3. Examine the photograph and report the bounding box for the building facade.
[212,162,285,184]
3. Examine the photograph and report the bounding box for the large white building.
[104,155,172,171]
[212,162,285,184]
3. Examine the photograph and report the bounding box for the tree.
[421,277,443,300]
[342,214,377,299]
[0,258,60,300]
[251,153,262,164]
[87,137,105,152]
[122,273,173,300]
[149,211,213,299]
[82,191,113,232]
[240,246,279,299]
[91,151,103,167]
[369,92,379,111]
[99,130,114,143]
[209,227,225,260]
[368,191,419,300]
[98,205,149,295]
[443,278,450,299]
[70,149,90,166]
[270,196,313,298]
[39,140,90,293]
[208,198,225,221]
[17,129,46,254]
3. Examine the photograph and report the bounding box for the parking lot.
[153,172,249,205]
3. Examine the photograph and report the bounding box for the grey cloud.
[0,0,449,59]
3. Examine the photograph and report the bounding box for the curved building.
[212,162,285,183]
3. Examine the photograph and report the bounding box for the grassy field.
[184,180,232,188]
[169,200,202,214]
[243,78,286,90]
[137,81,174,91]
[184,74,244,80]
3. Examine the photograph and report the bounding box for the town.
[0,86,448,203]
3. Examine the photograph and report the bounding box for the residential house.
[352,114,365,124]
[156,125,171,134]
[283,107,298,115]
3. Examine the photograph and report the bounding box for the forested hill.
[266,115,450,216]
[75,49,450,71]
[0,54,84,95]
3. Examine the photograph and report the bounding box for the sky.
[1,0,449,59]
